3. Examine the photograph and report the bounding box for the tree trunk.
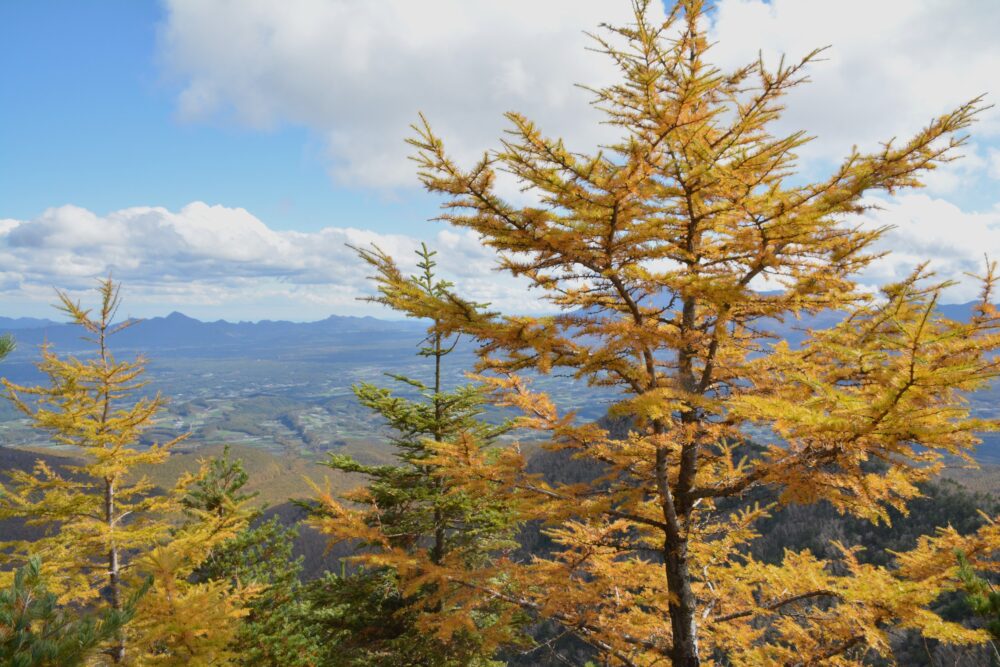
[663,292,703,665]
[431,507,445,566]
[664,539,700,666]
[655,445,700,666]
[105,477,125,663]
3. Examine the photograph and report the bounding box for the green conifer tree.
[0,333,14,361]
[307,243,522,666]
[0,558,144,667]
[957,549,1000,661]
[182,445,257,519]
[187,446,322,666]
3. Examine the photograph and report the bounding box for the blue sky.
[0,0,436,233]
[1,1,998,320]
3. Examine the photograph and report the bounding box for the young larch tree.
[0,279,254,665]
[0,279,181,662]
[360,1,1000,664]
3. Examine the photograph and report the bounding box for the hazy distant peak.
[162,311,198,321]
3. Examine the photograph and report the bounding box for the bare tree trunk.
[655,445,700,666]
[106,477,125,663]
[660,292,703,666]
[664,539,699,665]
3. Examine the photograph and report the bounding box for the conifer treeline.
[2,1,1000,665]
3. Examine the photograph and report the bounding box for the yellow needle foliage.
[0,279,253,665]
[128,461,256,666]
[360,1,1000,664]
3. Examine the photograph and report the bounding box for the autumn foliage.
[308,245,522,665]
[352,1,1000,664]
[0,280,254,665]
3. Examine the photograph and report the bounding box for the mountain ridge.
[0,310,427,356]
[0,300,992,356]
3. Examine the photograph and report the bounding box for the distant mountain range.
[0,311,426,356]
[0,300,989,355]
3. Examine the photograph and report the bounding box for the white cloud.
[2,195,995,322]
[856,194,1000,301]
[8,2,987,320]
[988,147,1000,181]
[0,203,537,320]
[160,0,1000,190]
[920,144,988,196]
[708,0,1000,169]
[159,0,659,189]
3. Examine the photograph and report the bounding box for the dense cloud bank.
[2,196,996,319]
[0,202,531,318]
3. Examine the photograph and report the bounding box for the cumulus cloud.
[159,0,659,189]
[856,194,1000,301]
[2,197,994,320]
[708,0,1000,169]
[988,148,1000,181]
[919,144,988,196]
[0,202,536,320]
[11,2,992,319]
[156,0,1000,311]
[160,0,999,189]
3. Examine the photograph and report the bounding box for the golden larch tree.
[361,1,1000,664]
[0,279,253,665]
